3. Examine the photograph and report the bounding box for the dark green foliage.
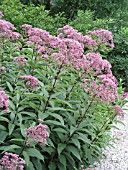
[0,0,66,34]
[0,22,125,169]
[49,0,128,21]
[107,28,128,87]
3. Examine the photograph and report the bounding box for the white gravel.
[95,100,128,170]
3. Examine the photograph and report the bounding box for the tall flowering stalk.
[0,14,125,170]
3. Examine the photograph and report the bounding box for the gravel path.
[95,100,128,170]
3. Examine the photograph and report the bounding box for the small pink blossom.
[114,106,124,115]
[0,89,9,112]
[25,123,49,146]
[0,152,25,170]
[20,24,32,32]
[87,29,114,50]
[13,57,27,67]
[20,75,39,88]
[11,32,23,39]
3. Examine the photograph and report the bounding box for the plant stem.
[65,95,95,144]
[90,113,116,145]
[43,63,63,113]
[19,138,28,157]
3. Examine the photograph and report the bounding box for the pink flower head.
[20,24,32,32]
[0,152,25,170]
[114,106,124,115]
[83,73,118,104]
[0,89,9,112]
[20,75,39,88]
[11,32,23,39]
[114,105,125,120]
[0,19,16,38]
[87,29,114,50]
[13,57,27,67]
[0,11,3,19]
[25,123,49,146]
[85,53,112,74]
[84,35,98,51]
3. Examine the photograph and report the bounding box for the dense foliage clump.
[0,12,126,170]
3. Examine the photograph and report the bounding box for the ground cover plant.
[0,12,126,170]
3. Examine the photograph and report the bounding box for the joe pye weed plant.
[0,12,126,170]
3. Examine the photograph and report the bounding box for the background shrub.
[0,0,66,34]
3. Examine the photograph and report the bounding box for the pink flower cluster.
[87,29,114,49]
[13,57,27,67]
[0,89,9,112]
[20,24,118,104]
[20,24,114,70]
[114,105,125,120]
[25,123,49,146]
[85,53,112,74]
[20,75,39,88]
[83,73,118,104]
[20,24,32,32]
[114,105,123,114]
[58,25,98,51]
[0,12,22,39]
[0,152,25,170]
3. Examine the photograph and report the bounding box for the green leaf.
[48,113,64,126]
[57,143,66,155]
[53,128,67,134]
[7,81,13,92]
[25,148,44,161]
[67,145,81,161]
[0,116,9,122]
[77,132,91,144]
[54,99,73,108]
[48,107,67,111]
[57,162,66,170]
[0,131,8,143]
[32,158,42,170]
[63,152,75,167]
[70,125,76,135]
[23,151,30,166]
[20,124,26,137]
[70,138,81,149]
[0,145,21,152]
[45,120,65,127]
[58,154,66,169]
[8,123,15,135]
[0,125,6,130]
[16,93,20,102]
[26,161,35,170]
[10,138,24,142]
[9,100,15,110]
[47,138,55,148]
[22,48,33,55]
[48,162,56,170]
